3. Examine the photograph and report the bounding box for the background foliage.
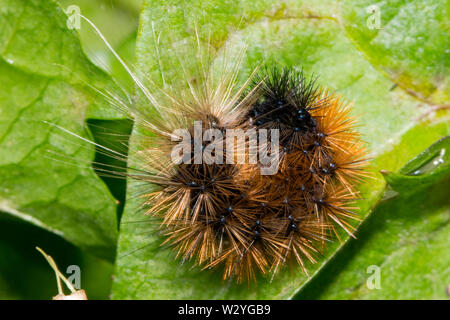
[0,0,448,299]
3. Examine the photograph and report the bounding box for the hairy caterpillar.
[54,18,369,283]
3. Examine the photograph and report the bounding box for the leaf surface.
[0,0,123,259]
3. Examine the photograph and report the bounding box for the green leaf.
[0,0,121,259]
[341,0,449,105]
[399,136,450,176]
[381,136,450,194]
[57,0,140,90]
[296,138,450,299]
[112,0,450,299]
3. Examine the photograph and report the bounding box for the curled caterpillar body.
[129,65,369,283]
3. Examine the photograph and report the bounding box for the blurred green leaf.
[112,0,450,299]
[57,0,140,89]
[108,31,138,92]
[0,0,121,259]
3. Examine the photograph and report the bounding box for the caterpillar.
[119,65,368,283]
[55,20,369,283]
